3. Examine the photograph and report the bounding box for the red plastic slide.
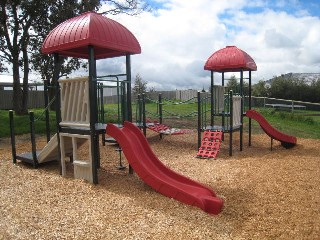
[106,121,224,215]
[246,110,297,148]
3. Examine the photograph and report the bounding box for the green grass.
[247,108,320,139]
[0,110,57,138]
[1,105,320,139]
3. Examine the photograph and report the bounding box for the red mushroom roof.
[204,46,257,72]
[41,12,141,59]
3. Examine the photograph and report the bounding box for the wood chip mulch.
[0,131,319,240]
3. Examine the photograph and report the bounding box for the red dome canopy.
[204,46,257,72]
[41,12,141,59]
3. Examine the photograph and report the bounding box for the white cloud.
[96,0,320,90]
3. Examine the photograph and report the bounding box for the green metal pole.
[197,91,201,149]
[53,53,62,174]
[158,93,163,139]
[126,54,132,122]
[249,70,252,146]
[44,80,50,142]
[210,70,214,126]
[88,46,98,184]
[142,93,146,136]
[158,93,163,124]
[229,90,233,156]
[29,111,38,168]
[9,110,16,163]
[240,70,243,152]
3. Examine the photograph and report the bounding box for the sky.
[2,0,319,91]
[96,0,320,90]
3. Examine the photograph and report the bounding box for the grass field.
[1,104,319,139]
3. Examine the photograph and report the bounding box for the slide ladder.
[196,130,223,159]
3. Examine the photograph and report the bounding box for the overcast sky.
[96,0,320,90]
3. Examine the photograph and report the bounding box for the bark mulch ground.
[0,131,319,239]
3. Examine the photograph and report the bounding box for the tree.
[0,1,44,114]
[133,73,148,97]
[226,75,238,92]
[30,0,101,109]
[0,0,148,115]
[0,62,8,73]
[225,74,250,96]
[252,80,269,97]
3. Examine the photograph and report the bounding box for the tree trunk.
[48,56,64,111]
[22,46,29,113]
[12,55,27,115]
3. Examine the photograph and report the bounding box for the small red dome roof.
[204,46,257,72]
[41,12,141,59]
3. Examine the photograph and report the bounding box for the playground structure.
[8,12,299,215]
[199,46,257,156]
[136,93,197,136]
[27,11,140,184]
[8,11,224,214]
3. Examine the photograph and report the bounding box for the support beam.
[210,71,214,126]
[53,53,62,175]
[239,70,243,152]
[249,70,252,146]
[88,46,98,184]
[126,54,132,122]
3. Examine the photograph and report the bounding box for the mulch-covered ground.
[0,131,319,239]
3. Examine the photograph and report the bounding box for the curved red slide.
[246,109,297,148]
[106,121,224,215]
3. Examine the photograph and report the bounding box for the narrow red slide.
[106,121,224,215]
[246,109,297,148]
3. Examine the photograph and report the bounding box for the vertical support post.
[88,46,98,184]
[248,71,252,146]
[210,71,214,127]
[9,110,16,163]
[53,53,62,174]
[29,111,38,168]
[142,93,147,136]
[197,91,202,149]
[229,90,233,156]
[121,81,126,123]
[158,93,163,139]
[44,80,50,142]
[158,93,163,124]
[222,72,225,129]
[126,54,132,122]
[137,94,142,125]
[99,82,105,123]
[240,70,243,152]
[222,72,225,87]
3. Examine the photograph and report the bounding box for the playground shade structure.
[246,110,297,148]
[106,121,224,215]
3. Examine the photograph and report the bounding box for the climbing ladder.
[196,130,223,159]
